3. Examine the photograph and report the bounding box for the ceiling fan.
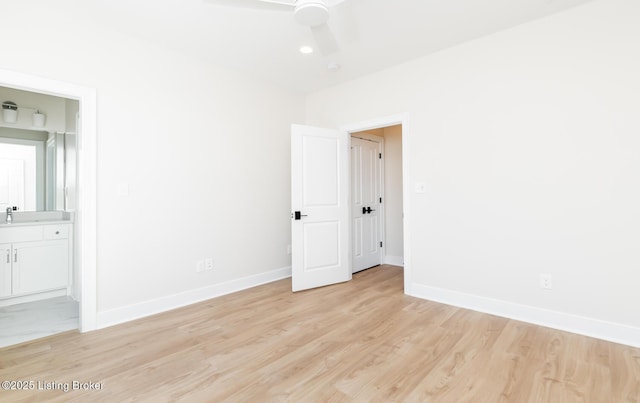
[204,0,347,55]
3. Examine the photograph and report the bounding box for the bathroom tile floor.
[0,296,78,348]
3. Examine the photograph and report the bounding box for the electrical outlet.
[196,260,205,273]
[540,274,553,290]
[287,244,291,255]
[205,258,214,271]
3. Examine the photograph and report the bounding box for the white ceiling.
[75,0,593,93]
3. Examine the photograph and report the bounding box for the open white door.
[291,124,351,292]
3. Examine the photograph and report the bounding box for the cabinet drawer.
[43,225,69,240]
[0,226,44,243]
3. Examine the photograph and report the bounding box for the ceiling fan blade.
[203,0,294,11]
[310,23,339,56]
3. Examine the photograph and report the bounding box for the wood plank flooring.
[0,265,638,402]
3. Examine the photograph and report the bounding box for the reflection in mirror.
[0,85,78,213]
[0,127,74,212]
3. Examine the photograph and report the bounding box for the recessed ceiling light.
[299,46,314,54]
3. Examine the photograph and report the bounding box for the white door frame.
[341,113,411,293]
[0,69,98,332]
[350,133,384,272]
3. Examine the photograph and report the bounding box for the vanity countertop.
[0,211,74,228]
[0,220,73,228]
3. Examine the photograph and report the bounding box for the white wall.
[382,125,403,264]
[306,0,640,346]
[2,1,304,326]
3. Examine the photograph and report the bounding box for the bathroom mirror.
[0,127,76,212]
[0,85,78,213]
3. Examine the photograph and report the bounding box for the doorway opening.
[350,125,404,275]
[0,86,79,347]
[0,69,97,343]
[290,114,409,293]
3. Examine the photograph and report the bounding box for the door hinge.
[379,153,382,159]
[380,241,383,247]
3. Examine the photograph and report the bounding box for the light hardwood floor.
[0,265,638,402]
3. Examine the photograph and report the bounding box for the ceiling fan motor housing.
[294,0,329,27]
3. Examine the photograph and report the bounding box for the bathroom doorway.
[0,69,97,346]
[0,86,79,347]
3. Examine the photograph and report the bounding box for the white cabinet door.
[0,243,11,297]
[12,240,69,296]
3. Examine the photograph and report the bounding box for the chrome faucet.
[5,207,12,223]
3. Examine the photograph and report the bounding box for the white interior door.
[351,136,382,273]
[291,124,350,292]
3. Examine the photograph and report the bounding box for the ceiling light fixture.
[294,0,330,27]
[299,46,314,54]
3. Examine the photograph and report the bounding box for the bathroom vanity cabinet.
[0,223,71,301]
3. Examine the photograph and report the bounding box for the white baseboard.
[383,255,404,266]
[408,282,640,349]
[96,266,292,330]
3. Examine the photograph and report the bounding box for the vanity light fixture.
[33,110,46,127]
[2,101,18,124]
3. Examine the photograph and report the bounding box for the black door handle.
[293,211,308,220]
[362,207,367,215]
[365,207,373,214]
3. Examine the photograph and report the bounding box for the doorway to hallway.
[290,116,408,293]
[350,125,404,273]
